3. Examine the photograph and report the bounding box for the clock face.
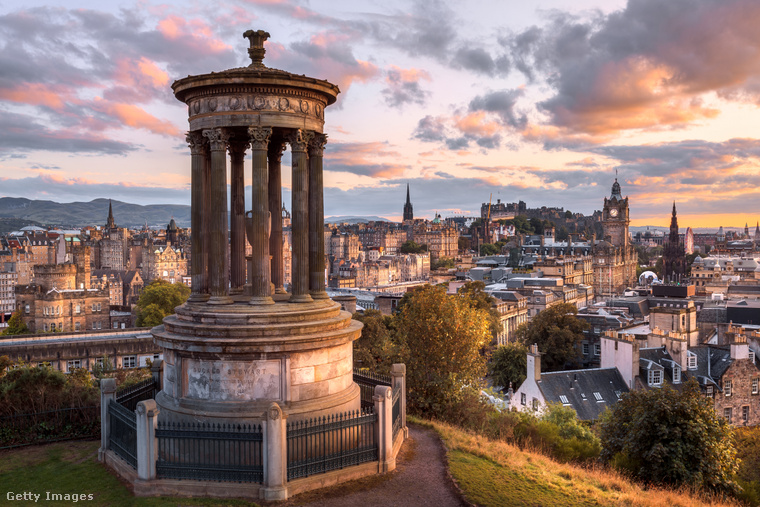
[609,208,619,218]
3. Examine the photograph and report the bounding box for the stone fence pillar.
[98,378,117,462]
[262,402,288,501]
[373,385,395,472]
[151,359,163,391]
[391,363,408,438]
[136,400,160,481]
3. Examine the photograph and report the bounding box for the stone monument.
[152,30,362,423]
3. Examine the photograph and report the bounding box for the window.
[96,303,101,311]
[751,350,756,365]
[43,323,48,332]
[582,343,590,355]
[520,393,526,406]
[724,407,732,422]
[648,369,662,386]
[532,398,539,411]
[559,395,569,405]
[614,390,621,399]
[688,355,697,370]
[581,393,587,401]
[75,322,80,331]
[706,385,714,396]
[724,379,732,396]
[594,344,601,356]
[123,356,136,369]
[24,304,29,314]
[743,406,750,424]
[94,358,104,370]
[593,392,604,402]
[753,378,759,395]
[67,360,81,371]
[673,366,681,384]
[75,304,81,314]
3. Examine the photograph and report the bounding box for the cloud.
[324,141,409,178]
[502,0,760,143]
[468,89,527,129]
[381,66,431,108]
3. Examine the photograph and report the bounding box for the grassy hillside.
[419,418,740,507]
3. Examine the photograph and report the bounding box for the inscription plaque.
[186,359,281,401]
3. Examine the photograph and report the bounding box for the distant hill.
[325,215,394,224]
[0,198,190,229]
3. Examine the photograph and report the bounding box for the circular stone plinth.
[153,299,362,423]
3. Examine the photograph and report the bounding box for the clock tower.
[602,178,629,248]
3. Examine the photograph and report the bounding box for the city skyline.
[1,0,760,227]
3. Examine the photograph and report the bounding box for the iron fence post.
[136,400,159,480]
[373,385,394,472]
[99,378,117,462]
[391,363,407,438]
[263,402,288,501]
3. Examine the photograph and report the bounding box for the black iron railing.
[392,386,402,440]
[108,399,137,469]
[353,369,392,409]
[115,378,157,412]
[286,409,377,481]
[0,406,99,449]
[156,421,264,483]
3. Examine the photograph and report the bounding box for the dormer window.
[750,350,756,365]
[706,385,714,396]
[687,354,697,370]
[648,369,662,387]
[673,366,681,384]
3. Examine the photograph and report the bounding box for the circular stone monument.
[152,30,362,423]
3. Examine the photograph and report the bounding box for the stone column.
[268,138,287,294]
[308,133,329,300]
[228,135,248,295]
[151,359,163,391]
[391,363,408,438]
[136,399,160,481]
[203,128,233,305]
[248,126,274,305]
[287,130,313,303]
[373,385,395,472]
[186,132,209,303]
[98,377,117,462]
[262,402,288,501]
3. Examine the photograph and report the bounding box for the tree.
[352,310,399,370]
[1,311,29,336]
[480,243,499,256]
[395,285,491,417]
[565,210,573,219]
[399,240,426,254]
[488,343,527,390]
[599,379,739,494]
[457,281,501,339]
[431,257,456,270]
[135,280,190,328]
[516,303,588,371]
[457,236,470,252]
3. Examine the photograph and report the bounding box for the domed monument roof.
[172,30,340,134]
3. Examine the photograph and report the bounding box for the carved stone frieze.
[189,93,326,120]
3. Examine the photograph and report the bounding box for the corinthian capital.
[308,133,328,157]
[203,128,230,151]
[227,133,250,160]
[186,131,205,155]
[286,129,313,153]
[248,126,272,151]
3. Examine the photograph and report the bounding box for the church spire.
[105,199,116,230]
[403,183,413,222]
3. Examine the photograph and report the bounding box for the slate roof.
[538,367,629,421]
[689,346,732,390]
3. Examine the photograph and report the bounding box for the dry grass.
[415,417,741,507]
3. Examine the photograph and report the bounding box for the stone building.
[15,246,110,333]
[410,219,458,261]
[592,179,637,296]
[403,183,413,222]
[492,293,528,345]
[141,243,187,284]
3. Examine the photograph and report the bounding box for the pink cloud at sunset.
[91,101,181,137]
[157,15,230,53]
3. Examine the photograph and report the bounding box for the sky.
[1,0,760,228]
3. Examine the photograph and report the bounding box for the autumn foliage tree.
[516,303,588,371]
[352,309,400,371]
[1,311,29,336]
[395,284,491,418]
[135,280,191,328]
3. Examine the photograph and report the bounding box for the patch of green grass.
[448,449,601,507]
[0,440,256,506]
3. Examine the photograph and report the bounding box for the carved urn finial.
[243,29,271,69]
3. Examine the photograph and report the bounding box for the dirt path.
[280,424,467,507]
